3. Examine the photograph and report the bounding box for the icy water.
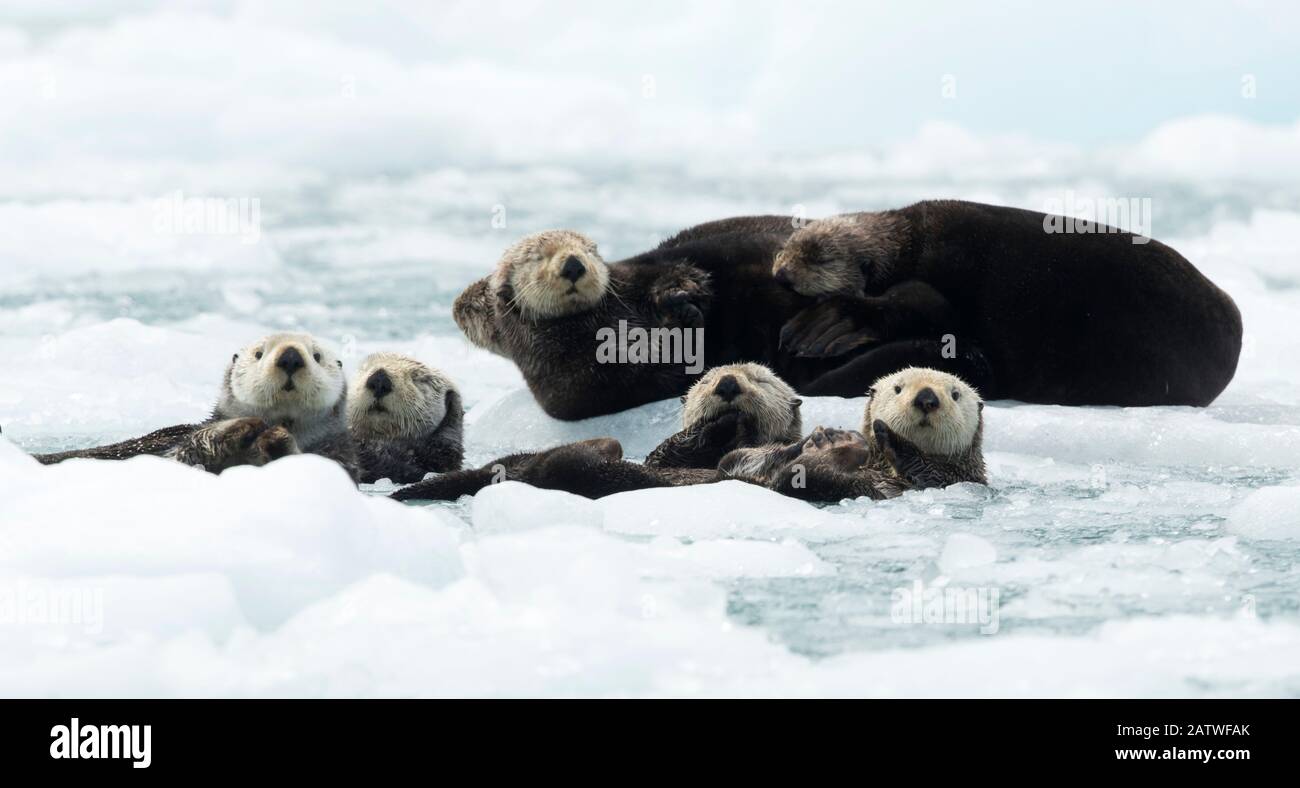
[3,167,1300,696]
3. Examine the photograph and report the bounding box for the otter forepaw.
[698,410,744,448]
[254,426,300,463]
[222,417,272,452]
[653,289,706,329]
[779,297,880,358]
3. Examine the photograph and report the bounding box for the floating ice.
[1228,486,1300,540]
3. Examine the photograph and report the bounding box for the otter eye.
[255,351,263,360]
[894,385,902,395]
[952,390,961,401]
[313,352,322,363]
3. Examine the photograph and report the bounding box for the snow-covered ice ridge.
[2,435,1299,697]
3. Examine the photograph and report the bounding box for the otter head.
[772,213,900,297]
[222,333,345,419]
[490,230,609,319]
[347,352,455,440]
[864,367,982,458]
[681,363,803,443]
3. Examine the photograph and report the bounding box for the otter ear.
[679,395,688,404]
[232,353,238,362]
[337,359,343,368]
[866,386,876,398]
[978,401,985,412]
[790,398,803,409]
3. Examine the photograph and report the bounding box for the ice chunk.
[599,480,849,540]
[0,447,464,630]
[1228,485,1300,540]
[471,481,603,533]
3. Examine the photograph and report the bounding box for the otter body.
[347,353,464,484]
[35,333,360,480]
[775,200,1243,406]
[721,367,987,502]
[391,363,801,501]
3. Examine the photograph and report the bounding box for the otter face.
[347,352,453,439]
[772,214,896,297]
[864,367,982,458]
[491,230,610,319]
[228,333,344,415]
[681,363,803,443]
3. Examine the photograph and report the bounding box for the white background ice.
[1,1,1298,697]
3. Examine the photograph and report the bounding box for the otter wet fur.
[720,367,987,502]
[390,363,801,501]
[347,352,464,484]
[772,199,1243,406]
[34,333,360,481]
[453,217,900,420]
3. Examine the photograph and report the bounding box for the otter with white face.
[642,362,803,470]
[722,367,987,500]
[217,332,348,449]
[347,352,464,484]
[35,332,359,480]
[864,366,983,465]
[490,230,610,320]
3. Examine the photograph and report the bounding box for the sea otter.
[34,333,360,480]
[455,216,989,420]
[717,367,986,502]
[347,352,464,484]
[772,200,1243,406]
[389,363,802,501]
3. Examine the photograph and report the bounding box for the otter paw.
[254,426,300,463]
[779,297,880,358]
[872,418,913,469]
[801,426,866,453]
[698,410,744,448]
[653,290,706,329]
[219,417,272,451]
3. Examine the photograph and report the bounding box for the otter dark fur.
[389,438,721,502]
[454,217,985,420]
[390,363,799,501]
[34,333,360,481]
[774,199,1243,406]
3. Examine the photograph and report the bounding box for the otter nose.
[913,387,941,414]
[714,374,742,402]
[773,267,794,289]
[366,368,394,399]
[560,255,586,283]
[276,347,305,377]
